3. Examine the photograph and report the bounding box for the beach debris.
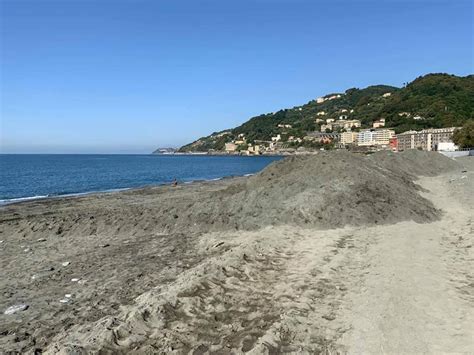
[61,261,70,267]
[213,241,225,248]
[37,238,47,242]
[78,279,87,284]
[31,275,37,280]
[24,248,30,252]
[59,294,72,303]
[461,169,467,173]
[4,304,29,315]
[71,278,80,282]
[100,243,110,248]
[0,240,4,244]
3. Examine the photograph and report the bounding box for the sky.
[1,0,472,154]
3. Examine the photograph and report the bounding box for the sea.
[0,154,283,205]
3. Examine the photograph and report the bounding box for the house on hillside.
[225,143,237,152]
[373,118,386,128]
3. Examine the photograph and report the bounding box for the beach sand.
[0,151,472,353]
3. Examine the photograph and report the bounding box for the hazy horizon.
[1,0,473,154]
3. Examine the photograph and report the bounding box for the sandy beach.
[0,150,472,354]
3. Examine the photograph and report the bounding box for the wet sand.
[0,152,472,353]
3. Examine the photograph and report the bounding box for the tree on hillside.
[452,120,474,148]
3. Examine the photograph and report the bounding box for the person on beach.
[172,178,178,187]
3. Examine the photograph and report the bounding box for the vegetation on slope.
[453,120,474,148]
[177,73,473,152]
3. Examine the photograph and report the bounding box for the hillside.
[177,73,473,152]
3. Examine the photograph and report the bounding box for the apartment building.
[340,131,358,145]
[320,119,361,132]
[396,127,458,151]
[357,129,395,147]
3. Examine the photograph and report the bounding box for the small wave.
[0,188,132,206]
[243,173,255,177]
[0,195,50,205]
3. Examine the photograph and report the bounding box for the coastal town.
[220,121,460,155]
[162,92,464,156]
[158,73,473,157]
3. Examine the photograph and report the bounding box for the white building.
[357,129,395,146]
[271,134,282,142]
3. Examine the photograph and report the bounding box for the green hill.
[177,73,474,152]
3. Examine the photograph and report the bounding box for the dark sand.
[1,151,472,353]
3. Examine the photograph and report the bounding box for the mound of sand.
[173,150,460,231]
[2,150,460,241]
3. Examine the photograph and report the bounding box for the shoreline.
[0,173,253,207]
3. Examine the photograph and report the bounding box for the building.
[321,119,361,132]
[396,127,458,151]
[340,131,358,145]
[277,124,292,129]
[305,132,339,144]
[438,142,457,152]
[373,118,385,128]
[382,92,392,97]
[316,111,326,116]
[271,134,282,142]
[357,129,395,147]
[247,145,262,155]
[389,137,398,151]
[316,94,342,104]
[225,143,237,152]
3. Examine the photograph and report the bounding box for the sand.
[0,151,472,353]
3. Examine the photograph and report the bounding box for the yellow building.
[340,131,358,145]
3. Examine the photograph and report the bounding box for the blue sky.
[1,0,472,153]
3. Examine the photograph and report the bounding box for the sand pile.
[2,150,460,242]
[178,150,460,231]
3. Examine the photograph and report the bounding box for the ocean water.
[0,154,282,204]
